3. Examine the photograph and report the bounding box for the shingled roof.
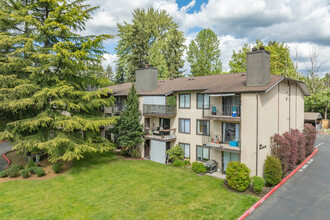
[105,73,310,96]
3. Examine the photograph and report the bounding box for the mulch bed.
[223,181,273,198]
[0,150,73,182]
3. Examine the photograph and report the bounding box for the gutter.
[265,77,284,93]
[256,92,259,176]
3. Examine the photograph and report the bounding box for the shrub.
[303,123,316,156]
[264,156,282,186]
[25,160,36,169]
[252,176,265,194]
[52,163,63,173]
[192,162,206,174]
[226,161,250,192]
[28,167,38,174]
[271,134,291,174]
[7,167,20,178]
[130,147,141,159]
[173,160,185,167]
[19,169,30,179]
[184,159,191,167]
[0,170,7,178]
[35,167,45,177]
[291,129,306,163]
[283,131,298,170]
[166,145,184,162]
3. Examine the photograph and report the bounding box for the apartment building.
[103,47,310,177]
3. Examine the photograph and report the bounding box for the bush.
[19,169,30,179]
[0,170,7,178]
[173,160,184,167]
[184,159,191,167]
[283,131,298,170]
[35,167,45,177]
[271,134,291,174]
[291,129,306,163]
[130,147,141,159]
[226,161,250,192]
[303,123,316,156]
[166,145,184,162]
[192,162,206,174]
[264,156,282,186]
[6,164,24,178]
[52,163,63,173]
[252,176,265,194]
[28,167,38,174]
[25,160,36,169]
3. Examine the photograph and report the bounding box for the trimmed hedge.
[264,156,282,186]
[303,123,316,156]
[252,176,265,194]
[226,161,250,192]
[192,162,206,174]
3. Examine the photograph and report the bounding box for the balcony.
[202,134,241,153]
[143,104,176,117]
[113,104,124,113]
[144,128,176,142]
[203,105,241,122]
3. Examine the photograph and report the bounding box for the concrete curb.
[237,147,319,220]
[0,141,10,170]
[318,132,329,135]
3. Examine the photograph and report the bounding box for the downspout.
[288,81,291,129]
[202,94,205,117]
[278,84,280,134]
[295,84,297,129]
[256,92,259,176]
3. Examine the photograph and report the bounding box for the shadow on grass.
[69,151,119,174]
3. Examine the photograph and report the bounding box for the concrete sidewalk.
[0,142,12,171]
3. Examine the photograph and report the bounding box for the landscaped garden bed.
[0,150,73,182]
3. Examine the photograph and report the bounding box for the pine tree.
[187,28,222,76]
[104,64,114,82]
[0,0,116,162]
[116,8,186,81]
[112,84,144,152]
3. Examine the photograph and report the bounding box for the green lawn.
[0,152,258,219]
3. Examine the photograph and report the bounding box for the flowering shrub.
[282,131,298,171]
[303,123,316,156]
[226,161,250,192]
[291,129,306,163]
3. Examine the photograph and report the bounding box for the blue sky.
[85,0,330,76]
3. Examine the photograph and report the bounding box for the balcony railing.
[143,104,176,116]
[202,134,241,152]
[113,104,124,113]
[204,104,241,119]
[144,128,176,142]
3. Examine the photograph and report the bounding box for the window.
[197,120,210,135]
[159,118,170,130]
[179,143,190,158]
[196,145,210,161]
[179,118,190,133]
[197,94,210,109]
[179,94,190,108]
[222,123,240,142]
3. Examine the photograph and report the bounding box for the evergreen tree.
[112,84,144,152]
[187,28,222,76]
[104,64,114,82]
[113,63,125,85]
[0,0,116,162]
[116,8,186,81]
[229,40,299,79]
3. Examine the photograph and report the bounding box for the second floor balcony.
[144,128,176,142]
[203,105,241,122]
[143,104,176,117]
[202,134,241,153]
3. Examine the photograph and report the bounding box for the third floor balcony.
[143,104,176,117]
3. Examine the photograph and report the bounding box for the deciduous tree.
[187,28,222,76]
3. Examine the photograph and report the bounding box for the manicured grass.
[0,152,258,219]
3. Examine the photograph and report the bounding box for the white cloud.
[83,0,330,76]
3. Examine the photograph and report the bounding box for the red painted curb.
[238,147,319,220]
[2,152,11,170]
[1,141,10,170]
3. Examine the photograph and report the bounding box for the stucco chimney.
[246,47,270,87]
[135,65,158,92]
